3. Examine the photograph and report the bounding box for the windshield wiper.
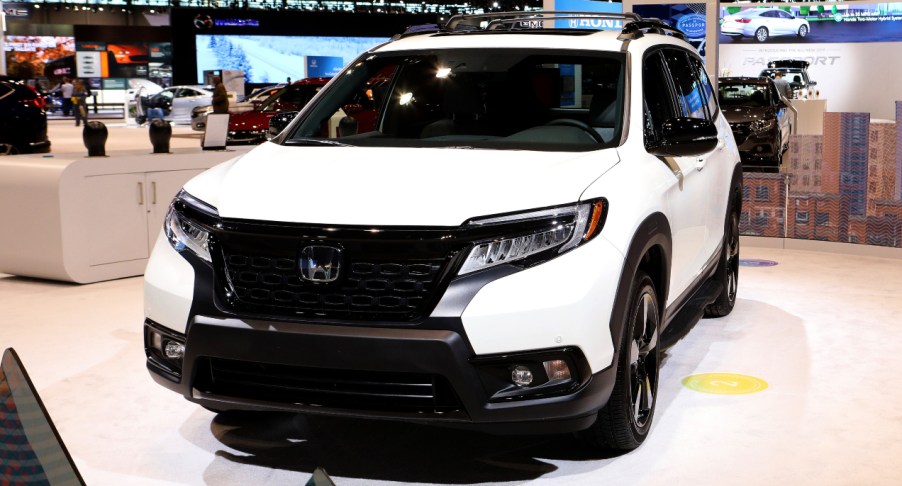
[285,138,352,147]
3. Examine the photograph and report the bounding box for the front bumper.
[144,216,626,433]
[146,315,616,434]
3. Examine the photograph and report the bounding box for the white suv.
[144,12,742,451]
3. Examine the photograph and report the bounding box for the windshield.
[719,83,771,107]
[283,48,625,151]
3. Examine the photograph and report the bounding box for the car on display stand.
[718,76,793,172]
[144,11,742,451]
[0,77,51,155]
[144,85,214,124]
[760,60,818,99]
[721,8,810,43]
[225,78,330,144]
[190,84,286,131]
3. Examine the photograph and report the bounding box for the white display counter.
[0,147,251,283]
[790,98,828,136]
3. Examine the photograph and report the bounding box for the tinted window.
[642,50,678,148]
[286,49,625,151]
[661,49,709,120]
[689,56,717,118]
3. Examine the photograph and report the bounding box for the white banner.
[720,42,902,120]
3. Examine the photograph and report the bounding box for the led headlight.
[459,199,607,275]
[164,190,218,263]
[751,119,775,133]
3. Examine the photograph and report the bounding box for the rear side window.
[660,49,709,121]
[689,56,718,119]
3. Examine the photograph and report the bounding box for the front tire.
[755,27,769,42]
[798,25,809,38]
[705,194,740,317]
[583,270,660,450]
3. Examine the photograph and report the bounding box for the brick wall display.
[739,105,902,248]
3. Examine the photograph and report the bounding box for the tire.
[705,193,740,317]
[798,25,809,38]
[583,270,660,450]
[755,27,769,42]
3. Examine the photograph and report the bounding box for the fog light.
[164,341,185,360]
[511,365,533,387]
[543,360,571,381]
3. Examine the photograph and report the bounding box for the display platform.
[2,243,901,484]
[0,146,252,283]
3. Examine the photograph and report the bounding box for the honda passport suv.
[144,12,742,451]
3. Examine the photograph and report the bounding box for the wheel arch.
[606,213,672,369]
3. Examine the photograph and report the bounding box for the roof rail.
[445,11,641,32]
[441,11,685,41]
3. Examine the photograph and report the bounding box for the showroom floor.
[4,122,902,485]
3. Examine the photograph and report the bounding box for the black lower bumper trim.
[147,316,616,434]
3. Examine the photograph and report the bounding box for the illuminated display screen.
[195,34,389,83]
[719,3,902,44]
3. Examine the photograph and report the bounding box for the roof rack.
[438,11,685,40]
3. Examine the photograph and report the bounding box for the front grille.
[221,252,446,321]
[195,358,464,415]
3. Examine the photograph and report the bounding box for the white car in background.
[721,8,810,43]
[150,85,214,124]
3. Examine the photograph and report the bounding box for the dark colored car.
[0,78,51,155]
[760,60,817,99]
[718,76,792,171]
[228,78,330,144]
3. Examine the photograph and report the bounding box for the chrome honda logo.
[299,246,342,282]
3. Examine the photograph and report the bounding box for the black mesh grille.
[195,358,464,415]
[221,252,446,321]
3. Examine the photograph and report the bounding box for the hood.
[183,142,620,227]
[229,110,276,131]
[721,105,772,125]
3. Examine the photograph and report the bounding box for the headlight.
[164,190,218,263]
[459,199,607,275]
[751,119,775,133]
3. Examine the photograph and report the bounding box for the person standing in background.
[773,71,793,100]
[60,77,74,116]
[72,79,90,127]
[211,76,229,114]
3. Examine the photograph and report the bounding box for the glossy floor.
[2,245,901,485]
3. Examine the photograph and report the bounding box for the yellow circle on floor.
[682,373,768,395]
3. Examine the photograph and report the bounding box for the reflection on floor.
[2,245,902,485]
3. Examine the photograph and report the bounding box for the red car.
[227,78,330,144]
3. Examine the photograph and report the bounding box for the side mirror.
[267,111,298,140]
[648,118,719,157]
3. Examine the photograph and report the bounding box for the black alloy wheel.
[583,270,660,450]
[705,198,740,317]
[628,287,659,430]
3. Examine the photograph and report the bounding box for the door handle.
[138,182,144,205]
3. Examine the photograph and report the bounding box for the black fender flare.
[605,212,672,371]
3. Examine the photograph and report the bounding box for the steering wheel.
[545,118,605,143]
